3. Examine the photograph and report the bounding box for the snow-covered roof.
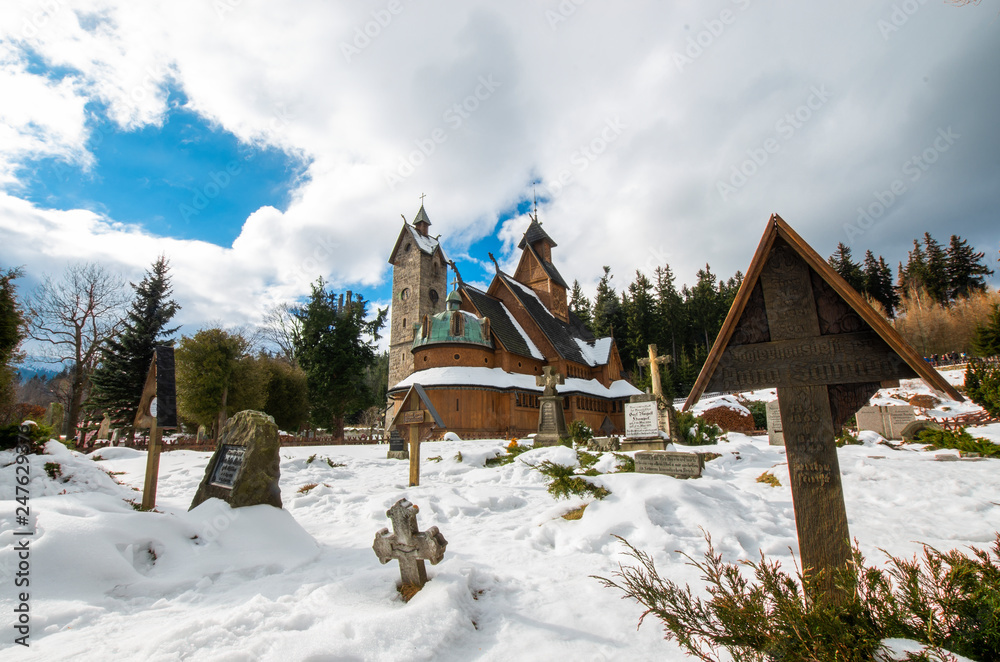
[573,337,613,367]
[407,224,440,255]
[500,302,544,360]
[391,366,641,399]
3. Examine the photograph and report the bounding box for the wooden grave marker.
[389,384,444,486]
[683,214,962,600]
[134,346,178,511]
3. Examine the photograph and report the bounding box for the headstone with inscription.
[387,428,408,460]
[855,405,916,440]
[683,214,963,600]
[634,451,703,478]
[533,367,569,447]
[766,400,784,446]
[622,393,668,451]
[190,410,282,510]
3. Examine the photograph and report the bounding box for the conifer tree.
[592,266,623,339]
[0,267,26,425]
[922,233,949,304]
[569,279,593,331]
[862,251,899,317]
[899,240,928,296]
[828,243,865,293]
[623,271,655,368]
[89,256,179,435]
[653,265,683,363]
[294,279,386,436]
[687,265,724,352]
[946,234,994,301]
[971,304,1000,357]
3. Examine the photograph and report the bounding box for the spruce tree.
[623,271,655,368]
[946,234,994,300]
[0,267,26,425]
[862,251,899,317]
[653,265,683,363]
[294,279,386,435]
[922,233,949,304]
[971,304,1000,357]
[569,279,593,331]
[89,256,179,434]
[592,266,623,339]
[899,240,928,296]
[828,243,865,293]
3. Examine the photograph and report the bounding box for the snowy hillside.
[1,375,998,661]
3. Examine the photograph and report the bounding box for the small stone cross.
[637,344,671,401]
[373,499,448,593]
[535,366,564,397]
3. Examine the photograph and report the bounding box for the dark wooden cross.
[536,366,564,396]
[373,499,448,593]
[684,215,962,601]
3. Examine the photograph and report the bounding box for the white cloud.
[0,0,997,338]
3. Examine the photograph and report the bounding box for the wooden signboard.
[133,346,178,511]
[389,384,445,486]
[683,215,962,600]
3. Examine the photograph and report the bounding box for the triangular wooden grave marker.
[683,214,962,600]
[389,384,445,487]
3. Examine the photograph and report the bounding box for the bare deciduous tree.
[27,263,128,441]
[261,302,301,363]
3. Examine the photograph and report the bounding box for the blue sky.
[0,1,996,353]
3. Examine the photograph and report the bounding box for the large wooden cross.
[373,499,448,594]
[638,343,671,401]
[684,215,962,601]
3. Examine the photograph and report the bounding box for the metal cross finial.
[419,192,427,205]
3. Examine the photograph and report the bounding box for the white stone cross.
[373,499,447,591]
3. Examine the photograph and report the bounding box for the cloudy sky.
[1,0,997,353]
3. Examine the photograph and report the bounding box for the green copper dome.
[412,296,492,349]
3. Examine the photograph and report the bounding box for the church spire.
[413,195,431,236]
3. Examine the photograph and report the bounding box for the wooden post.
[760,241,850,599]
[141,420,162,511]
[408,423,421,487]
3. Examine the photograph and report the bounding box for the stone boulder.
[190,410,282,510]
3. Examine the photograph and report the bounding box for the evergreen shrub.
[595,532,1000,661]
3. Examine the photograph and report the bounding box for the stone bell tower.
[387,204,448,388]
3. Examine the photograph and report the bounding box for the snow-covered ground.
[1,374,998,661]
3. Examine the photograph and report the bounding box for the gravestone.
[622,393,667,451]
[634,451,703,478]
[533,367,569,447]
[189,410,282,510]
[97,415,111,440]
[900,419,942,442]
[855,405,916,440]
[387,428,408,460]
[766,400,784,446]
[683,214,962,600]
[637,343,677,441]
[373,498,447,599]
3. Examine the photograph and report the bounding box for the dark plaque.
[210,445,246,488]
[389,429,405,452]
[155,346,177,428]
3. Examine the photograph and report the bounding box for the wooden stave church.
[386,204,640,439]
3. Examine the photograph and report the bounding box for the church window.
[454,353,461,361]
[456,398,460,411]
[404,243,411,252]
[421,316,430,338]
[400,288,410,301]
[429,289,439,304]
[450,311,464,336]
[423,356,428,362]
[517,361,522,368]
[484,358,489,364]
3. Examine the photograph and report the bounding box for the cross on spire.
[419,192,427,205]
